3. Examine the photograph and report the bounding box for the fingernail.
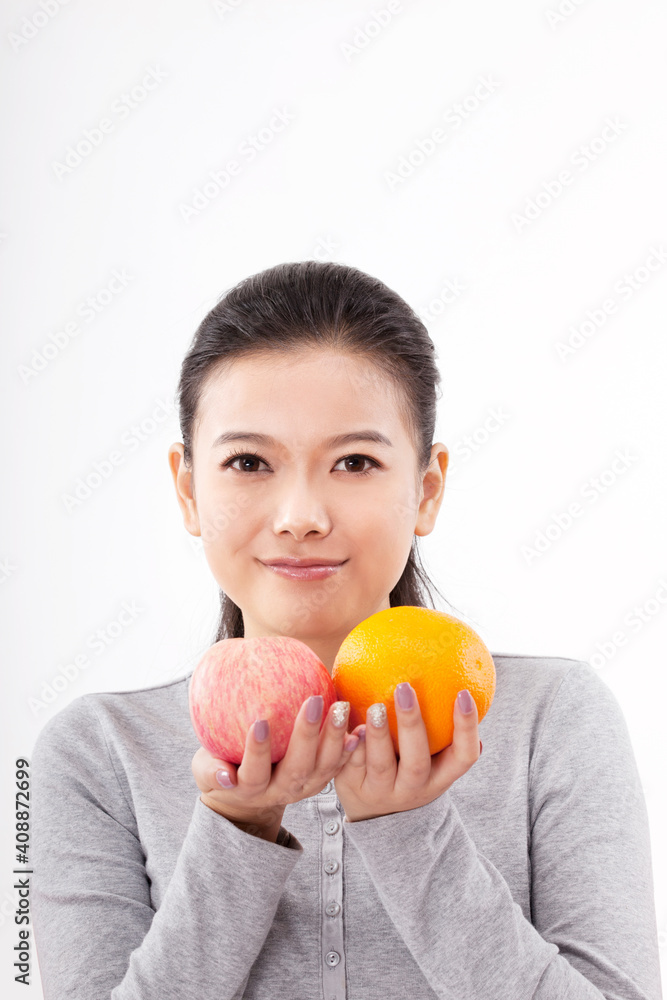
[457,690,475,714]
[479,740,483,754]
[306,695,324,723]
[216,769,234,788]
[344,733,360,752]
[358,726,366,742]
[254,718,269,741]
[368,703,387,728]
[331,701,350,728]
[396,682,415,711]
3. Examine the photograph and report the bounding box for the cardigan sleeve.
[343,662,662,1000]
[30,696,303,1000]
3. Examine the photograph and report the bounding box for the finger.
[212,762,238,790]
[392,683,431,789]
[272,695,326,789]
[332,725,366,780]
[192,745,238,794]
[431,689,481,782]
[343,732,360,753]
[235,716,273,795]
[453,689,480,755]
[314,700,352,773]
[346,724,366,765]
[365,702,398,785]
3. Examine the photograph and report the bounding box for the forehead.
[196,350,408,441]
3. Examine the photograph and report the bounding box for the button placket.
[317,789,346,999]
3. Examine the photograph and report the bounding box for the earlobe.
[168,443,201,537]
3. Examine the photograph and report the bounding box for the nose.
[271,478,333,539]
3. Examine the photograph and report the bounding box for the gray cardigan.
[30,654,663,999]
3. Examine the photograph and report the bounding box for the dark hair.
[175,260,462,643]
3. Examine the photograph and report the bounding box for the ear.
[168,443,201,536]
[414,444,448,537]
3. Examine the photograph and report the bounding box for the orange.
[332,606,495,757]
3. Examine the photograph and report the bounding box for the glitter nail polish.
[332,701,350,728]
[368,703,387,728]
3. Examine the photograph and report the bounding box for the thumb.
[192,745,238,792]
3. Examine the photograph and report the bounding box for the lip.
[262,557,346,567]
[260,558,347,581]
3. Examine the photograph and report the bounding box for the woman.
[31,261,662,999]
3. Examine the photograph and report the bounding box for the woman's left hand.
[334,684,482,823]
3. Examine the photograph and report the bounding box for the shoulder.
[31,672,194,764]
[489,651,618,714]
[486,651,593,724]
[487,653,628,757]
[493,651,624,718]
[491,654,636,790]
[487,655,639,815]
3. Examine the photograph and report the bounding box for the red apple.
[189,636,337,764]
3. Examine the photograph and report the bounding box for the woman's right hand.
[192,696,360,837]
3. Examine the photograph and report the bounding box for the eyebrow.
[212,430,393,450]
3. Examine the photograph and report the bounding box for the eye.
[332,454,378,477]
[220,450,380,477]
[221,450,269,474]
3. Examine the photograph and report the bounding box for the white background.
[1,0,666,994]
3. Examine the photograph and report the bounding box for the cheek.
[198,497,254,552]
[356,483,419,537]
[196,466,256,535]
[347,503,413,564]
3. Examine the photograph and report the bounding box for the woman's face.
[169,348,448,673]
